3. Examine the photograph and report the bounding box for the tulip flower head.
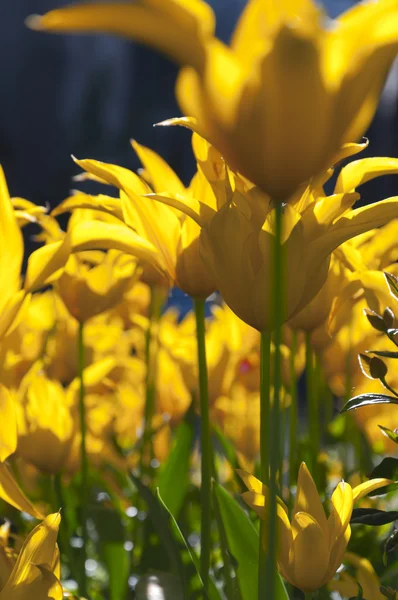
[31,0,398,198]
[239,462,393,592]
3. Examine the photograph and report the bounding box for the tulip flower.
[15,369,75,475]
[329,552,385,600]
[30,0,398,199]
[0,513,62,600]
[239,462,393,593]
[52,139,217,298]
[57,250,136,323]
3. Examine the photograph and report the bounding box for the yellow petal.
[131,140,185,196]
[146,192,212,226]
[51,193,124,221]
[69,220,167,276]
[28,0,214,70]
[0,291,31,341]
[330,139,369,165]
[236,469,264,494]
[335,157,398,193]
[328,481,353,548]
[24,237,71,292]
[290,512,329,592]
[0,166,23,312]
[293,463,328,537]
[0,463,44,519]
[0,386,17,462]
[352,478,394,502]
[0,513,61,599]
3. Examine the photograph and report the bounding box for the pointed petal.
[0,291,31,341]
[146,192,213,226]
[0,386,17,462]
[335,157,398,193]
[330,139,369,165]
[352,478,394,502]
[0,513,60,596]
[327,482,353,548]
[0,463,44,519]
[28,0,215,70]
[69,220,168,277]
[236,469,264,494]
[293,463,328,537]
[290,512,329,592]
[51,193,124,221]
[310,197,398,263]
[24,237,71,292]
[131,140,185,196]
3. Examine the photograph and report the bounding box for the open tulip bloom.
[239,463,393,593]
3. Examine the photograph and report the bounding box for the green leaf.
[350,508,398,526]
[368,457,398,496]
[341,393,398,413]
[157,420,194,518]
[213,483,289,600]
[156,489,222,600]
[213,425,240,470]
[378,424,398,444]
[90,506,129,600]
[127,474,187,597]
[103,543,130,600]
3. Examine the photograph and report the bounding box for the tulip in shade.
[239,462,393,593]
[30,0,398,198]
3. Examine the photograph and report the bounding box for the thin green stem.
[194,297,213,594]
[304,593,315,600]
[141,286,163,476]
[78,321,88,597]
[52,473,77,577]
[288,330,298,510]
[306,332,320,487]
[265,201,284,599]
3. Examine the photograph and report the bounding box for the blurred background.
[1,0,398,210]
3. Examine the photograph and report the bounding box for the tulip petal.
[0,513,61,598]
[335,157,398,194]
[236,469,264,494]
[0,386,17,462]
[28,0,215,71]
[293,463,328,537]
[0,166,23,312]
[290,512,329,592]
[0,291,31,341]
[51,193,124,221]
[0,463,44,519]
[131,140,185,196]
[69,220,167,276]
[146,192,213,226]
[352,478,394,502]
[24,237,72,292]
[330,139,369,165]
[328,481,353,548]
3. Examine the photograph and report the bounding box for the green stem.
[265,201,284,599]
[288,330,298,510]
[304,593,315,600]
[258,331,271,599]
[194,297,213,594]
[78,321,88,597]
[52,473,77,576]
[141,286,163,476]
[306,332,320,487]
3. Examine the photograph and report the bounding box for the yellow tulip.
[329,552,385,600]
[15,369,75,475]
[57,250,136,323]
[31,0,398,198]
[0,513,62,600]
[239,462,393,593]
[53,140,217,298]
